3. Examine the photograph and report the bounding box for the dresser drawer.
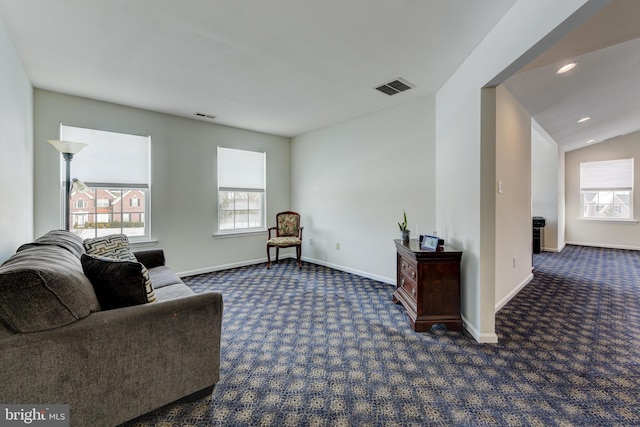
[399,272,417,302]
[399,256,418,282]
[398,255,418,303]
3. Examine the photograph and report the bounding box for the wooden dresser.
[393,239,463,332]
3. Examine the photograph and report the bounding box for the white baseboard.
[177,257,269,278]
[461,314,498,343]
[301,256,395,285]
[178,255,397,285]
[565,241,640,251]
[495,273,534,313]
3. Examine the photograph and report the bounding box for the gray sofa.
[0,230,223,426]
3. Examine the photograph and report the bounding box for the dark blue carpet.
[124,245,640,426]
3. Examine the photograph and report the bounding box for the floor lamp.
[47,140,88,230]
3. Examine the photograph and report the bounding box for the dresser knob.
[411,271,416,278]
[401,262,407,269]
[401,278,405,286]
[412,289,416,296]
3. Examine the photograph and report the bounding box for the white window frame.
[217,147,266,234]
[580,158,634,221]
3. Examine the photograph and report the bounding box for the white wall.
[565,130,640,250]
[291,97,436,283]
[435,0,603,342]
[494,86,532,310]
[34,90,291,274]
[0,17,33,263]
[558,149,566,250]
[531,120,561,252]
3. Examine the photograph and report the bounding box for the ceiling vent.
[375,78,414,96]
[195,112,217,120]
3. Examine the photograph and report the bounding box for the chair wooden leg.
[275,247,280,263]
[296,245,302,268]
[266,245,271,269]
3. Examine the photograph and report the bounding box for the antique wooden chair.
[266,211,303,269]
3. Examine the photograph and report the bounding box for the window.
[217,147,266,232]
[97,213,111,224]
[60,125,151,240]
[580,158,634,220]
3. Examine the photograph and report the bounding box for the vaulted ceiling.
[504,0,640,151]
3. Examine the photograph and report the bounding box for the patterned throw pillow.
[83,234,156,303]
[84,234,137,261]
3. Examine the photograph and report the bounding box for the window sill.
[130,239,159,248]
[577,218,639,224]
[213,229,268,239]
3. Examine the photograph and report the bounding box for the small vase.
[401,229,410,242]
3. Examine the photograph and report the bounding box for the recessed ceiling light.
[577,117,591,123]
[556,63,577,74]
[586,139,596,144]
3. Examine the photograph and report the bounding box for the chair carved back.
[276,212,300,237]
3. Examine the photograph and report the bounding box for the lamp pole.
[48,140,88,230]
[62,152,74,231]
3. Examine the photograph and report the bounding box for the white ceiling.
[0,0,517,137]
[504,0,640,152]
[1,0,637,150]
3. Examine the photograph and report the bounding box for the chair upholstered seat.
[266,211,303,269]
[266,236,302,246]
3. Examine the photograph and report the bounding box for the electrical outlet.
[336,243,340,250]
[309,238,313,246]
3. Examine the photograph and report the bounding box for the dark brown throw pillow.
[81,254,153,310]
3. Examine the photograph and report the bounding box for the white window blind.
[218,147,265,190]
[60,125,150,186]
[580,159,633,190]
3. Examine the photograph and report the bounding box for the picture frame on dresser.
[420,235,439,251]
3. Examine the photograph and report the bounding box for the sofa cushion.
[153,283,194,300]
[146,265,193,301]
[146,265,184,290]
[17,230,86,258]
[81,254,157,310]
[84,234,156,303]
[0,246,98,333]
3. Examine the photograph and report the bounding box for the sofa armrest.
[134,248,166,269]
[0,291,223,427]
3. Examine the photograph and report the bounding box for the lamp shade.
[47,139,88,154]
[71,178,89,193]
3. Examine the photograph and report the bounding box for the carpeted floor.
[123,245,640,426]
